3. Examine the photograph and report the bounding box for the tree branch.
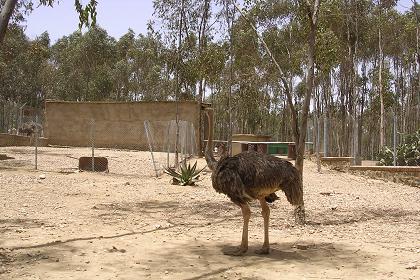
[232,0,299,139]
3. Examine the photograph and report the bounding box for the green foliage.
[74,0,98,29]
[164,160,205,186]
[377,146,395,166]
[377,130,420,166]
[1,0,419,155]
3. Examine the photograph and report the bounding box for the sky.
[24,0,414,44]
[24,0,155,43]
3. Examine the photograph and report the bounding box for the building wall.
[0,133,48,147]
[44,101,201,151]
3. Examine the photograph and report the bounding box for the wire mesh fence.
[144,119,197,177]
[0,116,198,177]
[0,100,44,136]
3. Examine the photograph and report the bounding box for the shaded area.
[0,154,14,160]
[306,207,420,226]
[0,160,31,169]
[0,243,80,277]
[145,240,374,280]
[91,199,240,227]
[0,218,47,234]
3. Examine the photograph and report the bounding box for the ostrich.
[204,108,304,256]
[18,122,42,137]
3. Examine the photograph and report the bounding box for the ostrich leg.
[256,198,270,254]
[223,204,250,256]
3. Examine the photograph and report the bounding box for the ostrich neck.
[204,108,218,171]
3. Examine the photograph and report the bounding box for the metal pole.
[166,122,170,168]
[393,112,397,166]
[35,115,38,170]
[144,120,159,177]
[323,113,328,157]
[91,119,95,172]
[316,116,321,173]
[353,116,359,165]
[19,103,26,134]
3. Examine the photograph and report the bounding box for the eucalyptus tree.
[230,14,264,134]
[232,0,322,224]
[132,28,170,101]
[0,24,31,101]
[48,27,116,101]
[112,29,135,101]
[0,0,97,44]
[153,0,216,155]
[0,0,19,43]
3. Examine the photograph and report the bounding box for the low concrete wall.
[349,166,419,187]
[0,133,48,147]
[44,101,201,151]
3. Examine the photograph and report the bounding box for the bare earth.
[0,147,419,280]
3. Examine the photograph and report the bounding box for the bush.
[377,130,420,166]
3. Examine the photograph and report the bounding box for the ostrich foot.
[222,245,248,256]
[255,246,270,255]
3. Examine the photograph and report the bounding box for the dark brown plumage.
[204,108,304,256]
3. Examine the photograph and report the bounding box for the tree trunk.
[415,0,420,132]
[197,0,210,157]
[295,3,318,176]
[359,61,367,159]
[0,0,18,44]
[233,0,321,225]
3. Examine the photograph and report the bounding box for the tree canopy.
[0,0,419,162]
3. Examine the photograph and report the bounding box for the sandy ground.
[0,146,419,280]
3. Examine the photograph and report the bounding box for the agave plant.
[164,160,206,186]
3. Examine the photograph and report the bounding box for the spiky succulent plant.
[164,160,205,186]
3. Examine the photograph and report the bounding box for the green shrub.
[377,129,420,166]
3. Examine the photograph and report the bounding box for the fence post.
[393,112,397,166]
[316,115,321,173]
[323,113,328,157]
[91,119,95,172]
[35,115,38,170]
[144,120,159,177]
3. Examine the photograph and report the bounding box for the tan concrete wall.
[0,133,48,147]
[44,101,201,151]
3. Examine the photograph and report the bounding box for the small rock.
[296,244,309,250]
[39,174,46,179]
[124,182,130,185]
[406,265,417,270]
[165,270,169,274]
[331,205,338,210]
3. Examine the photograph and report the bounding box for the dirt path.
[0,147,419,279]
